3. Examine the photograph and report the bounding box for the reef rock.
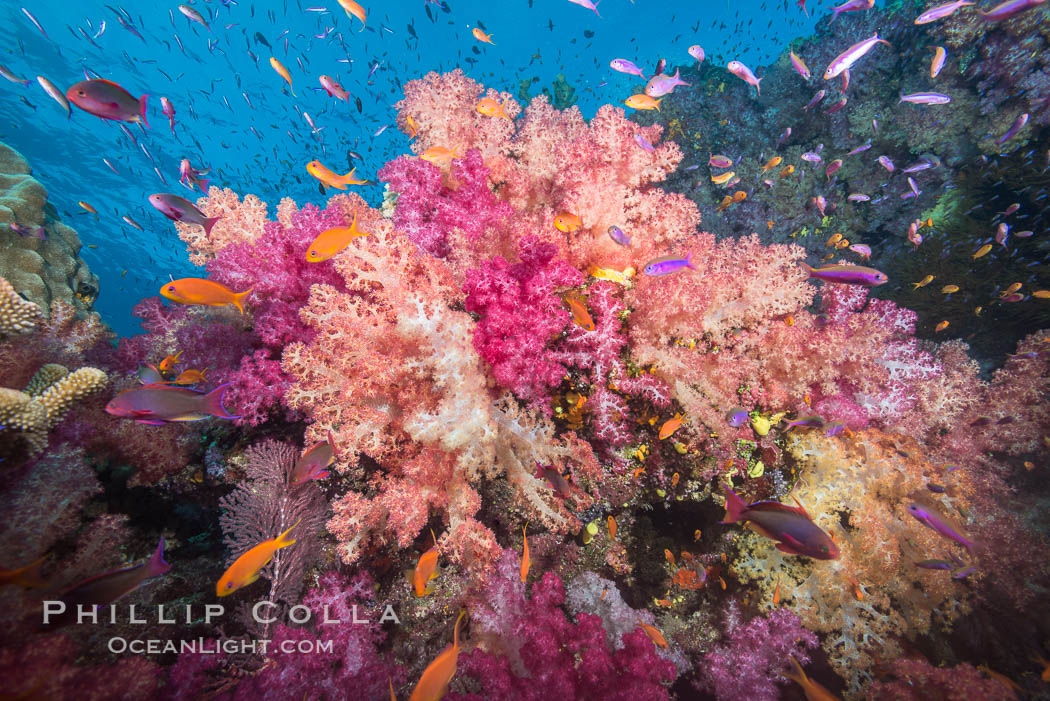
[0,142,98,315]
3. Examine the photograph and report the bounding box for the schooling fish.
[727,60,762,95]
[609,58,645,78]
[900,91,951,105]
[409,610,467,701]
[337,0,367,30]
[0,555,48,589]
[269,57,296,96]
[411,533,440,597]
[44,539,170,627]
[319,75,349,101]
[800,263,888,286]
[177,4,210,31]
[830,0,874,21]
[906,503,976,552]
[997,112,1029,144]
[721,487,839,559]
[822,33,889,80]
[37,76,70,118]
[178,159,210,193]
[0,64,30,86]
[307,160,369,190]
[915,0,974,23]
[789,47,811,80]
[980,0,1047,21]
[161,96,176,134]
[149,193,221,233]
[217,521,300,596]
[643,253,696,276]
[645,68,690,98]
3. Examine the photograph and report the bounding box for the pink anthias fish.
[847,193,871,202]
[645,68,690,98]
[568,0,601,16]
[178,159,211,193]
[997,112,1029,144]
[687,45,705,65]
[8,223,46,239]
[980,0,1047,21]
[609,58,645,78]
[826,159,843,180]
[149,193,222,233]
[105,383,239,424]
[823,33,890,80]
[727,60,762,95]
[915,0,974,23]
[722,487,839,560]
[319,74,349,101]
[803,89,826,110]
[161,96,176,134]
[824,96,848,114]
[66,79,149,126]
[43,538,171,628]
[291,433,337,485]
[811,195,827,216]
[930,46,947,78]
[830,0,874,21]
[789,48,811,80]
[877,155,895,172]
[800,262,888,286]
[900,91,951,104]
[709,154,733,168]
[849,243,872,258]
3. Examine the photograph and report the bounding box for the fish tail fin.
[202,216,222,235]
[139,94,150,128]
[452,609,467,648]
[594,0,601,18]
[654,97,662,112]
[341,168,358,184]
[799,262,815,276]
[147,537,172,577]
[232,287,253,314]
[202,382,240,419]
[684,251,697,271]
[199,178,211,192]
[784,656,807,686]
[15,555,49,589]
[756,78,762,96]
[275,518,302,548]
[721,486,748,524]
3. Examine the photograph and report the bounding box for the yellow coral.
[23,363,69,396]
[0,276,42,336]
[0,366,107,457]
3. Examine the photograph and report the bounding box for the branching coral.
[0,365,107,457]
[0,275,41,335]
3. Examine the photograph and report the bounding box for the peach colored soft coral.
[175,187,268,265]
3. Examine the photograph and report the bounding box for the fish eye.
[167,285,176,291]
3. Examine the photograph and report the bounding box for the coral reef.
[0,143,98,313]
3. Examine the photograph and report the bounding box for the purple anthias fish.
[609,58,644,78]
[824,96,848,114]
[634,133,655,152]
[801,151,822,163]
[907,503,976,552]
[568,0,602,16]
[800,262,889,286]
[776,127,792,148]
[980,0,1047,21]
[915,0,974,24]
[900,91,951,104]
[149,193,221,233]
[607,225,631,246]
[643,253,696,276]
[847,193,871,202]
[823,33,890,80]
[997,112,1028,144]
[645,68,690,98]
[902,161,934,173]
[44,538,171,628]
[722,487,840,559]
[785,415,825,429]
[804,89,826,110]
[105,383,239,424]
[291,433,336,485]
[824,421,846,437]
[877,155,895,172]
[8,223,46,239]
[847,143,872,156]
[726,407,749,427]
[914,559,955,570]
[830,0,874,21]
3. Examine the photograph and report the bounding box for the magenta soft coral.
[697,600,820,701]
[378,149,513,258]
[449,550,676,700]
[463,235,583,406]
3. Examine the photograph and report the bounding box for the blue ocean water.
[0,0,822,335]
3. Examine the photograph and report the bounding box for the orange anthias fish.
[269,57,296,96]
[306,213,371,262]
[624,94,661,111]
[476,97,511,120]
[1034,655,1050,682]
[520,526,530,583]
[78,200,99,219]
[291,432,336,485]
[472,27,495,44]
[171,368,207,385]
[405,114,419,139]
[711,171,736,185]
[762,156,782,171]
[608,515,617,539]
[158,350,183,374]
[411,532,440,597]
[306,160,370,190]
[421,145,462,166]
[409,610,467,701]
[216,520,300,597]
[337,0,366,31]
[0,555,48,589]
[659,412,685,440]
[637,620,669,649]
[785,657,841,701]
[564,294,595,331]
[160,278,253,314]
[553,212,582,232]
